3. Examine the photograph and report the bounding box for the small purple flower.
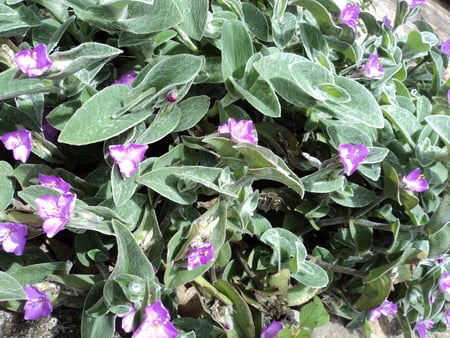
[406,0,426,6]
[438,272,450,294]
[217,118,258,144]
[338,144,369,176]
[402,168,429,192]
[440,40,450,57]
[428,295,435,304]
[132,301,178,338]
[0,223,27,256]
[167,91,177,103]
[42,110,59,143]
[39,174,71,194]
[109,144,148,178]
[364,54,385,79]
[447,90,450,105]
[23,284,52,320]
[415,318,434,338]
[261,320,283,338]
[339,4,361,30]
[112,71,137,86]
[0,129,32,163]
[187,242,214,270]
[369,300,398,320]
[118,307,136,333]
[446,309,450,327]
[14,44,52,77]
[35,193,76,238]
[382,16,393,29]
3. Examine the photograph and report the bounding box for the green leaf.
[242,3,269,41]
[231,78,281,117]
[221,20,254,80]
[289,61,333,101]
[253,52,316,108]
[425,194,450,235]
[429,225,450,257]
[110,165,140,208]
[330,182,376,208]
[177,0,208,40]
[295,0,342,35]
[383,105,421,147]
[173,96,210,132]
[326,124,373,148]
[138,166,237,205]
[299,22,329,61]
[355,275,391,310]
[291,261,329,288]
[272,12,297,49]
[300,297,330,328]
[12,262,70,285]
[402,30,435,59]
[136,106,182,144]
[0,4,41,37]
[425,115,450,145]
[0,161,14,211]
[118,0,183,34]
[110,220,155,279]
[318,77,384,128]
[0,68,57,101]
[49,42,122,79]
[0,272,27,301]
[301,170,345,193]
[234,143,305,197]
[58,85,150,145]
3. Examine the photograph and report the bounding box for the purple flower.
[118,307,136,333]
[441,40,450,56]
[406,0,426,6]
[369,300,398,320]
[187,242,214,270]
[167,91,177,103]
[446,309,450,327]
[261,320,283,338]
[217,118,258,144]
[438,272,450,294]
[23,284,52,320]
[382,16,393,29]
[339,4,361,30]
[14,44,52,77]
[338,144,369,176]
[0,129,32,163]
[132,301,178,338]
[0,223,27,255]
[428,295,435,304]
[415,318,434,338]
[364,54,384,79]
[42,110,59,143]
[39,174,71,194]
[402,168,429,192]
[35,193,76,238]
[109,144,148,178]
[447,90,450,105]
[112,71,137,86]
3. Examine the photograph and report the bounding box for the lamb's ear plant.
[0,0,449,337]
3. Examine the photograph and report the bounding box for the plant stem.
[194,276,233,305]
[308,256,367,277]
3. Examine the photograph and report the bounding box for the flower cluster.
[109,144,148,178]
[0,129,32,163]
[217,118,258,144]
[0,222,27,256]
[14,44,52,77]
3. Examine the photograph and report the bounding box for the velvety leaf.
[221,20,254,80]
[0,161,14,211]
[177,0,208,40]
[425,194,450,235]
[12,261,71,285]
[425,115,450,145]
[383,105,421,147]
[0,272,26,301]
[300,22,329,61]
[295,0,342,35]
[330,183,376,208]
[0,4,41,37]
[355,275,391,310]
[173,96,210,132]
[242,2,269,41]
[136,106,182,144]
[301,170,345,193]
[272,12,297,49]
[58,85,151,145]
[300,296,330,328]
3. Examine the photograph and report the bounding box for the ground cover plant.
[0,0,449,337]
